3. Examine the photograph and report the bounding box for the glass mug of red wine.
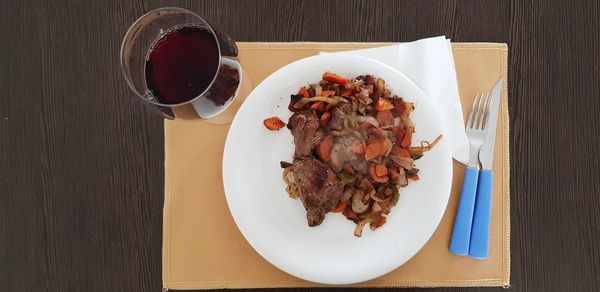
[120,7,251,122]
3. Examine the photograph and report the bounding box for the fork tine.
[466,92,480,129]
[471,92,484,129]
[473,93,487,130]
[475,92,488,129]
[481,91,493,130]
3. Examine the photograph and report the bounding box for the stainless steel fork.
[465,93,490,168]
[449,92,492,255]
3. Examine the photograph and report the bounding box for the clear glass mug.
[120,7,251,123]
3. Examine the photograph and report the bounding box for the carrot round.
[319,111,331,127]
[375,98,394,111]
[401,131,412,148]
[372,216,387,228]
[396,147,411,158]
[342,208,359,220]
[396,129,405,145]
[310,101,324,111]
[263,117,286,131]
[322,72,348,85]
[376,110,394,126]
[364,138,391,161]
[332,201,347,213]
[321,90,336,97]
[369,165,389,183]
[364,142,380,160]
[298,87,310,98]
[318,135,334,161]
[375,164,388,176]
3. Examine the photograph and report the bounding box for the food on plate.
[263,116,286,131]
[288,110,321,156]
[291,156,344,227]
[269,72,441,237]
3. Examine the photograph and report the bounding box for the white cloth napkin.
[322,36,470,164]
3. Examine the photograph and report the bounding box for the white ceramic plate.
[223,54,452,285]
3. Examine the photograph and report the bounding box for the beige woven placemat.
[162,42,510,290]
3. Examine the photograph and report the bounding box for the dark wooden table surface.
[2,0,599,291]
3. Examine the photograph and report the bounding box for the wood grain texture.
[0,0,598,291]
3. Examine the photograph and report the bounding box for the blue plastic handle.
[449,167,480,255]
[469,169,493,259]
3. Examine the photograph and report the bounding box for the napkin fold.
[323,36,470,164]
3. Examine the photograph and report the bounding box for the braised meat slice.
[288,110,320,157]
[292,157,343,226]
[329,134,367,174]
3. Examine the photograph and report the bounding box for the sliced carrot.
[375,164,388,176]
[396,147,411,158]
[310,101,324,111]
[401,131,412,148]
[319,111,331,127]
[321,90,336,97]
[369,165,389,183]
[371,216,387,228]
[350,141,364,154]
[364,138,391,161]
[263,116,286,131]
[342,208,359,220]
[341,89,353,97]
[323,72,348,85]
[374,98,394,111]
[318,135,334,161]
[364,142,381,160]
[408,174,420,181]
[297,87,310,98]
[396,129,405,144]
[332,201,347,213]
[376,110,394,127]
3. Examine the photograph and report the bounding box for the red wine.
[145,25,219,104]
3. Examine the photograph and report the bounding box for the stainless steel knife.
[468,78,503,259]
[479,79,504,171]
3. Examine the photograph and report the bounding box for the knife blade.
[479,79,503,170]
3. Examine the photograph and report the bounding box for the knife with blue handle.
[469,79,503,259]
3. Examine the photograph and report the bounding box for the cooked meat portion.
[329,102,353,131]
[288,110,320,157]
[366,126,388,141]
[329,133,366,173]
[292,157,343,226]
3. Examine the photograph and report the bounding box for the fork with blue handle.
[450,79,503,259]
